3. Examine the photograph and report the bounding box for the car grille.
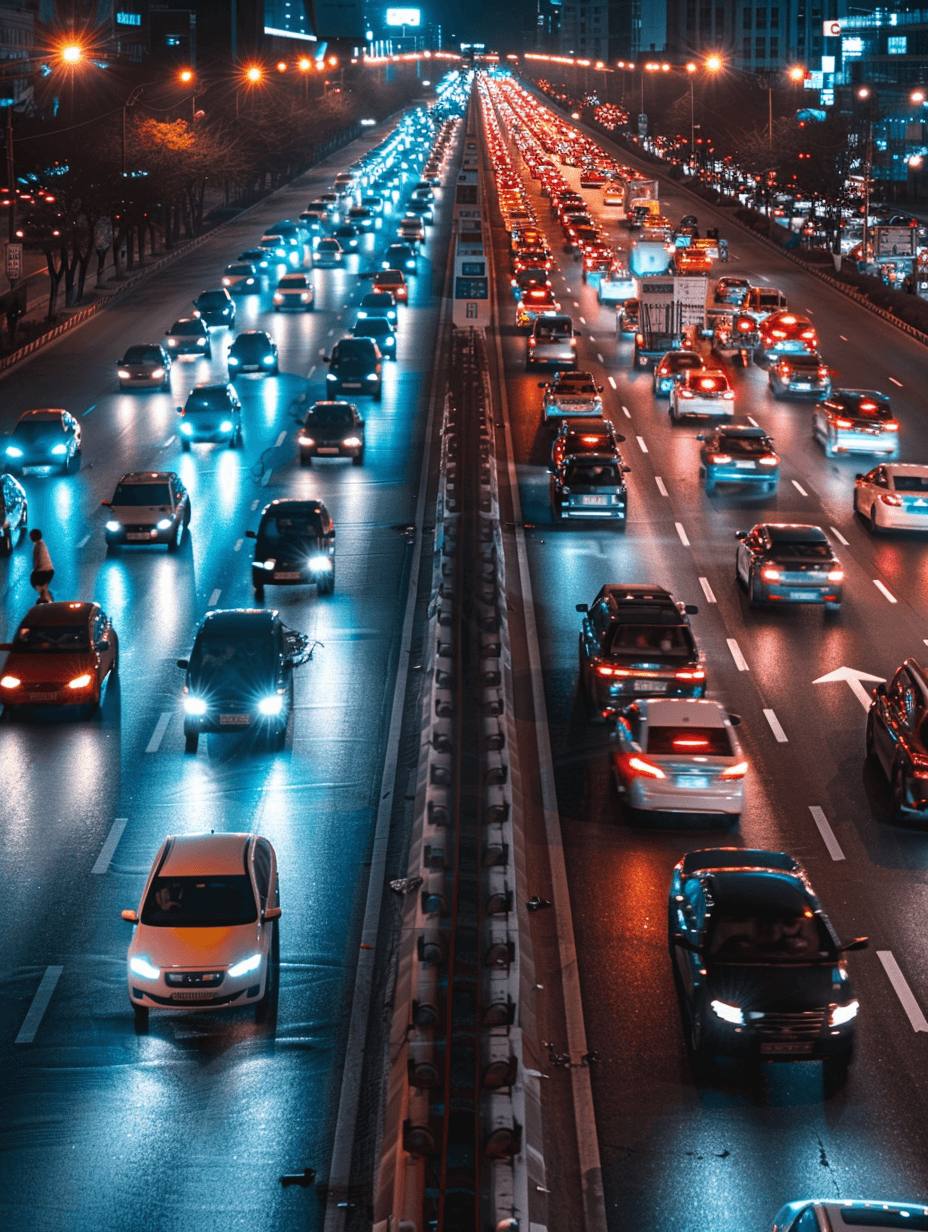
[165,971,224,987]
[750,1008,826,1040]
[25,681,63,692]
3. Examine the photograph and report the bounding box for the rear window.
[564,462,623,486]
[535,320,571,339]
[771,540,832,560]
[645,725,733,756]
[605,624,694,656]
[279,275,308,288]
[892,474,928,493]
[841,399,891,420]
[839,1214,928,1230]
[716,435,770,457]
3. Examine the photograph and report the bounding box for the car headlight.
[106,520,121,532]
[222,277,232,286]
[228,355,239,365]
[156,518,173,530]
[180,422,193,434]
[0,675,21,689]
[167,338,177,346]
[273,293,284,304]
[130,955,160,980]
[184,697,207,715]
[263,354,275,364]
[309,555,333,572]
[219,420,233,432]
[5,446,21,457]
[117,369,130,379]
[367,372,379,381]
[829,1000,859,1027]
[261,559,277,570]
[357,310,368,318]
[196,337,206,346]
[258,696,283,716]
[342,436,362,447]
[52,444,68,455]
[710,999,744,1026]
[68,674,93,690]
[151,368,165,379]
[228,953,262,978]
[298,436,314,446]
[326,372,337,381]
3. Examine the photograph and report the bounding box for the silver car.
[540,371,604,421]
[770,1199,928,1232]
[526,314,577,369]
[117,344,172,390]
[273,273,314,312]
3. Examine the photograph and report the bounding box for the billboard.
[386,8,421,25]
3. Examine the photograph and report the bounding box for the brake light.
[885,420,899,431]
[596,665,630,677]
[835,418,854,428]
[719,760,749,780]
[580,435,603,444]
[759,455,778,466]
[529,338,536,346]
[635,334,644,345]
[710,454,732,464]
[737,318,753,332]
[699,377,716,390]
[680,389,694,398]
[723,391,735,399]
[781,315,797,324]
[771,329,786,338]
[675,668,705,681]
[801,329,816,340]
[761,567,780,581]
[818,367,829,378]
[827,569,844,583]
[880,493,903,506]
[673,738,709,748]
[627,756,666,780]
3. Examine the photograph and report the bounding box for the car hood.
[706,962,840,1010]
[133,922,260,969]
[110,505,171,524]
[3,650,96,681]
[305,423,354,441]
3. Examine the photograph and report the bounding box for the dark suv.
[177,384,242,450]
[324,337,382,400]
[247,499,336,600]
[192,288,236,328]
[669,848,867,1088]
[576,584,705,720]
[867,657,928,822]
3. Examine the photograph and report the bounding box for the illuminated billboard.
[386,8,421,26]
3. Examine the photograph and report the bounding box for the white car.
[771,1199,928,1232]
[611,697,747,822]
[669,370,735,421]
[854,463,928,533]
[274,273,314,311]
[122,832,280,1029]
[540,371,604,421]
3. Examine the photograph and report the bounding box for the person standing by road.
[29,528,54,604]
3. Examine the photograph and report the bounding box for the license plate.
[29,691,60,702]
[316,447,339,454]
[172,992,215,1001]
[580,495,608,505]
[676,775,709,789]
[794,383,811,390]
[634,680,667,693]
[219,714,250,725]
[760,1041,815,1055]
[126,532,150,541]
[788,590,815,600]
[342,383,362,389]
[273,571,300,580]
[734,462,754,469]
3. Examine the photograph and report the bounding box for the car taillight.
[827,569,844,583]
[635,333,644,344]
[818,367,829,378]
[710,453,732,464]
[737,318,753,332]
[680,389,694,398]
[723,391,735,399]
[884,420,899,431]
[880,493,903,506]
[719,760,749,780]
[835,418,854,428]
[759,455,778,466]
[596,664,630,677]
[626,756,666,780]
[529,338,536,346]
[801,329,816,339]
[771,329,786,338]
[675,668,705,681]
[761,567,780,581]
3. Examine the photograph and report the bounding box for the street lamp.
[857,86,875,265]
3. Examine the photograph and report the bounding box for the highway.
[0,115,449,1232]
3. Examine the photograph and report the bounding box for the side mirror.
[263,906,282,921]
[245,529,257,539]
[622,465,632,474]
[176,407,184,415]
[841,937,869,952]
[537,382,546,388]
[121,909,138,923]
[575,602,589,613]
[321,353,331,363]
[855,473,864,481]
[735,530,747,540]
[615,434,626,442]
[176,658,189,670]
[101,499,111,507]
[683,604,699,615]
[728,713,742,727]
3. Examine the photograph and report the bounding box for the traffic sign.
[6,241,21,281]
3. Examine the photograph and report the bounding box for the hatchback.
[273,272,314,311]
[324,337,383,400]
[735,523,843,611]
[298,401,364,465]
[102,471,190,551]
[192,288,235,328]
[4,409,81,475]
[227,330,279,376]
[177,384,242,450]
[164,317,211,358]
[247,498,336,599]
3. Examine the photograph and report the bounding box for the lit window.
[888,36,907,54]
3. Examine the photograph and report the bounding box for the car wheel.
[749,570,764,605]
[688,1004,715,1081]
[374,385,383,402]
[704,479,715,495]
[0,530,11,558]
[255,922,280,1023]
[162,377,170,390]
[66,450,81,475]
[669,404,678,423]
[765,482,778,495]
[181,439,191,452]
[205,348,212,360]
[352,449,364,466]
[869,505,881,535]
[133,1004,150,1034]
[254,586,265,603]
[824,435,836,458]
[19,503,27,534]
[168,520,184,552]
[317,565,335,595]
[184,724,199,754]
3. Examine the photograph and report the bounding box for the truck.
[711,311,762,367]
[631,275,710,368]
[629,239,673,278]
[623,177,659,215]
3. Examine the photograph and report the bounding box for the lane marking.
[877,951,928,1032]
[275,430,287,448]
[573,300,580,308]
[308,365,316,379]
[655,476,668,497]
[726,637,749,671]
[82,403,97,417]
[636,435,648,454]
[830,525,849,546]
[699,576,717,604]
[674,521,689,546]
[579,315,587,324]
[92,817,128,875]
[808,806,845,861]
[839,335,848,341]
[589,335,596,343]
[250,499,259,511]
[208,588,221,606]
[792,479,808,496]
[607,376,616,389]
[747,416,759,427]
[597,352,604,363]
[77,534,90,549]
[621,404,631,418]
[15,966,64,1044]
[763,708,788,742]
[164,435,176,448]
[146,711,172,753]
[233,538,243,552]
[873,579,897,604]
[889,377,903,388]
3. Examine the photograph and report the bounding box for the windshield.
[355,320,391,336]
[716,435,770,456]
[141,874,257,927]
[535,321,571,339]
[645,725,733,756]
[688,375,729,393]
[259,514,324,541]
[605,624,694,656]
[279,276,307,288]
[191,634,275,679]
[307,405,353,426]
[226,265,252,276]
[122,346,162,363]
[113,484,171,506]
[12,420,63,439]
[14,623,89,651]
[197,293,227,306]
[170,321,202,335]
[185,391,228,412]
[706,910,836,963]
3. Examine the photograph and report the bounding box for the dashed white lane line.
[15,966,63,1044]
[726,637,749,671]
[636,435,648,453]
[830,525,849,546]
[889,377,903,388]
[77,534,90,549]
[307,365,316,379]
[146,711,172,754]
[699,576,717,604]
[164,435,176,448]
[874,579,897,604]
[674,521,689,546]
[621,405,631,418]
[877,951,928,1032]
[579,315,587,324]
[839,335,849,341]
[763,708,788,742]
[275,430,287,448]
[327,328,334,336]
[655,476,668,497]
[573,301,580,308]
[92,817,128,875]
[747,416,759,427]
[234,538,243,552]
[808,806,845,861]
[792,479,808,496]
[250,499,259,511]
[597,352,604,363]
[607,376,616,390]
[208,588,221,606]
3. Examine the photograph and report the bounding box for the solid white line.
[275,430,287,447]
[307,365,316,378]
[830,525,849,546]
[92,817,128,875]
[675,521,689,546]
[792,479,808,496]
[637,435,648,453]
[889,377,903,388]
[763,708,788,742]
[655,476,668,497]
[699,577,717,604]
[77,534,90,549]
[145,711,172,753]
[208,588,221,606]
[726,637,749,671]
[233,538,243,552]
[877,951,928,1032]
[747,416,759,427]
[621,404,631,418]
[809,806,845,861]
[607,376,616,389]
[873,579,897,603]
[16,967,63,1044]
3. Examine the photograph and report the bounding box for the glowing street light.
[298,57,312,72]
[788,65,806,82]
[245,65,263,84]
[60,43,83,65]
[704,54,722,73]
[179,68,194,84]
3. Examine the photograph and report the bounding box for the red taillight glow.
[835,418,854,428]
[673,738,709,748]
[596,665,630,677]
[719,760,749,780]
[627,756,666,780]
[675,668,706,680]
[827,569,844,583]
[880,493,903,506]
[885,420,899,431]
[759,455,778,466]
[710,453,732,464]
[761,567,781,581]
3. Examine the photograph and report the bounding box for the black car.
[247,498,336,600]
[351,315,396,360]
[551,418,623,468]
[669,848,867,1087]
[177,608,310,753]
[192,288,236,328]
[0,472,27,554]
[298,400,365,465]
[177,384,243,450]
[324,337,382,400]
[228,330,279,376]
[331,223,361,250]
[576,584,705,721]
[165,317,211,358]
[550,455,630,523]
[383,242,418,274]
[4,409,81,475]
[735,523,843,611]
[357,290,397,324]
[866,657,928,822]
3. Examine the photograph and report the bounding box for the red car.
[0,601,119,715]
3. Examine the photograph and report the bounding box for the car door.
[854,466,880,514]
[737,529,760,584]
[580,597,609,668]
[875,668,915,774]
[673,877,707,1006]
[93,609,115,680]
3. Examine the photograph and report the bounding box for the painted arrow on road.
[813,666,886,711]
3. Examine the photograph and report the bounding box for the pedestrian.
[29,528,54,604]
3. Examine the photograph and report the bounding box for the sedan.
[122,832,281,1028]
[736,523,843,611]
[332,223,361,251]
[298,400,365,465]
[652,349,704,397]
[854,463,928,532]
[770,1200,928,1232]
[699,424,780,494]
[165,317,211,358]
[247,499,336,600]
[238,248,274,273]
[669,371,735,422]
[0,600,118,715]
[228,330,279,376]
[192,288,235,328]
[813,390,899,457]
[398,217,425,245]
[358,290,397,324]
[768,352,832,399]
[102,471,190,551]
[351,315,396,360]
[611,698,747,822]
[867,656,928,822]
[273,273,313,311]
[222,262,261,294]
[5,409,81,475]
[177,383,243,450]
[314,238,344,268]
[0,472,27,554]
[373,269,408,303]
[383,242,417,274]
[117,344,171,390]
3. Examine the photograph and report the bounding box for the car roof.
[640,698,728,726]
[594,584,680,611]
[191,382,231,393]
[885,463,928,474]
[199,608,277,635]
[233,330,270,339]
[261,498,326,516]
[160,832,250,878]
[17,408,67,422]
[707,870,814,912]
[828,389,891,406]
[19,600,95,626]
[717,423,766,438]
[763,523,828,543]
[680,848,802,877]
[307,401,355,412]
[818,1201,928,1229]
[116,471,176,483]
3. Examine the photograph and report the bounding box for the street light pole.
[857,87,874,266]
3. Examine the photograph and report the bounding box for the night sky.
[423,0,527,48]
